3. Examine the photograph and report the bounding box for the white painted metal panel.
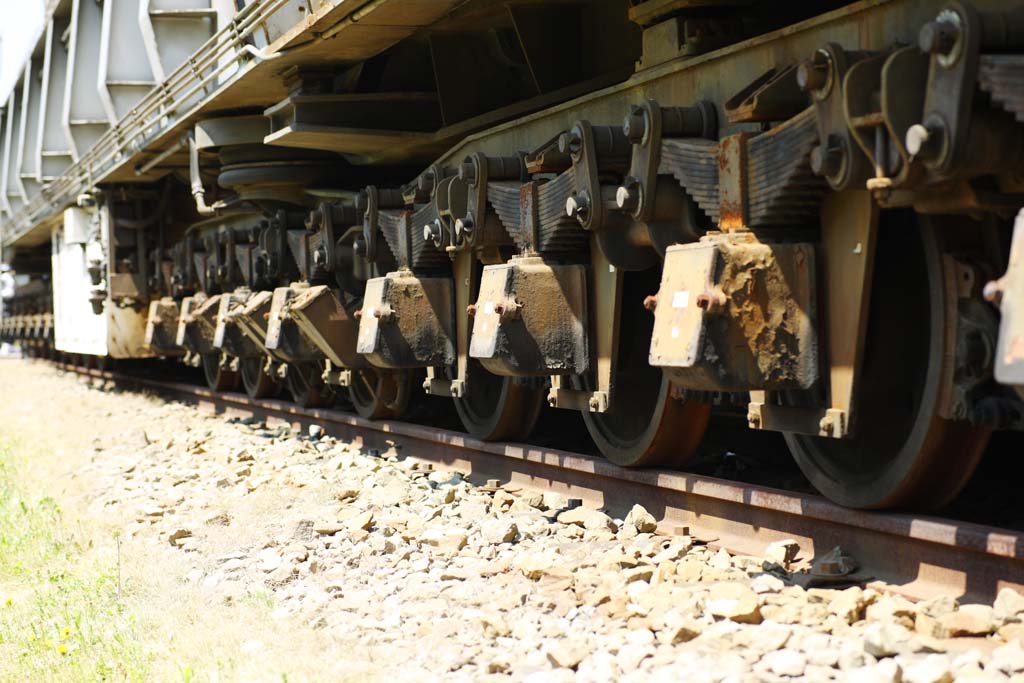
[53,208,107,355]
[63,204,90,244]
[52,203,153,358]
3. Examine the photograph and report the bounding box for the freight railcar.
[3,0,1024,510]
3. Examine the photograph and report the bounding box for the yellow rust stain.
[719,202,745,231]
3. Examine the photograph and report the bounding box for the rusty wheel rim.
[286,361,330,409]
[201,352,239,392]
[582,371,710,467]
[786,216,990,510]
[580,267,710,467]
[454,361,545,442]
[349,367,410,419]
[240,356,278,399]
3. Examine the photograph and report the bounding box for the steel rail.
[59,361,1024,605]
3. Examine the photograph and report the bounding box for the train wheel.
[454,362,544,441]
[286,361,330,409]
[349,367,411,419]
[785,216,990,510]
[582,370,710,467]
[201,352,239,392]
[240,356,279,399]
[580,268,710,467]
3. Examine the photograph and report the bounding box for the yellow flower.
[59,627,70,640]
[57,644,68,655]
[3,597,11,607]
[27,633,36,642]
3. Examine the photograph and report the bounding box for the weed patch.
[0,441,152,681]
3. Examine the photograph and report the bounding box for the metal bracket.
[746,399,848,439]
[801,43,874,191]
[323,360,351,387]
[566,121,603,231]
[622,100,664,223]
[565,121,630,232]
[547,375,609,413]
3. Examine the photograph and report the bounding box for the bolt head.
[919,19,959,56]
[558,131,582,157]
[905,122,946,161]
[796,59,829,92]
[623,108,647,143]
[818,416,834,435]
[565,192,590,221]
[695,288,726,314]
[905,124,929,156]
[565,196,577,217]
[983,280,1003,305]
[417,171,435,193]
[616,179,641,212]
[810,142,843,177]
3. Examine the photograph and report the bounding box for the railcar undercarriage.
[4,0,1024,510]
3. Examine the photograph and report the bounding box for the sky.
[0,1,46,101]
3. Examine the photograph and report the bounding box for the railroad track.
[57,360,1024,605]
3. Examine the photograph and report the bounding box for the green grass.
[0,440,153,682]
